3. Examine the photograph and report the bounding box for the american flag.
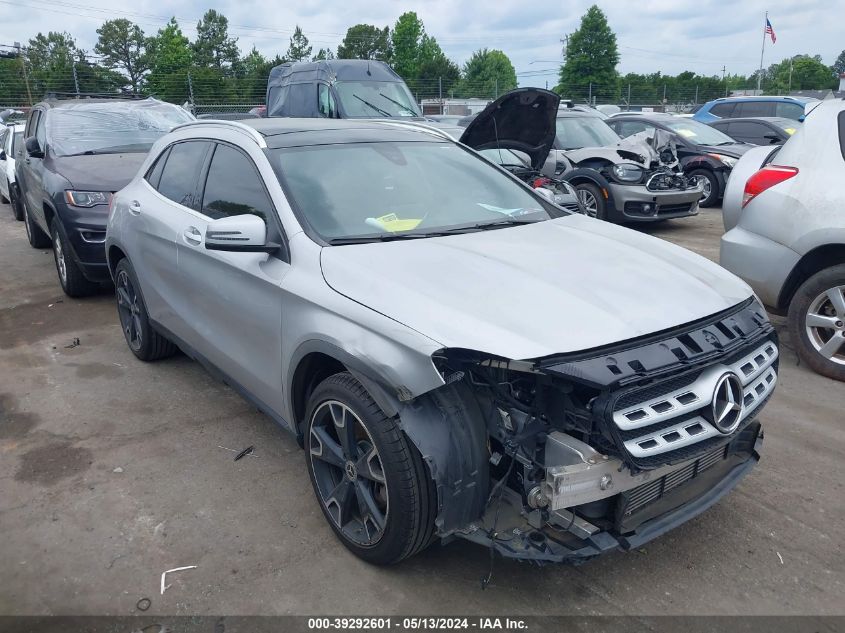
[765,18,776,44]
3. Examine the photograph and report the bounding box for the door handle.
[128,200,141,215]
[182,226,202,246]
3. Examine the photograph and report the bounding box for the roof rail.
[170,119,267,148]
[44,91,148,100]
[372,120,457,141]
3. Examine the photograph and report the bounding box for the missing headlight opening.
[424,299,775,564]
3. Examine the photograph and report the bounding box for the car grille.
[608,339,777,468]
[620,444,729,517]
[657,202,696,215]
[560,202,582,214]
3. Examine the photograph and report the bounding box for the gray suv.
[106,118,778,565]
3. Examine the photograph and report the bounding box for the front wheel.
[687,169,719,208]
[787,265,845,382]
[573,182,607,220]
[305,372,436,564]
[51,220,98,297]
[24,204,50,248]
[10,185,24,221]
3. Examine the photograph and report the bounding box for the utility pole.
[588,82,592,106]
[187,72,195,108]
[15,42,33,105]
[494,79,498,99]
[722,65,728,97]
[438,76,442,114]
[694,84,699,105]
[627,83,631,110]
[756,11,768,93]
[72,61,80,97]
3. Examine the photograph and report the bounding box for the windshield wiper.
[328,232,443,245]
[378,92,417,116]
[440,218,541,233]
[352,94,392,117]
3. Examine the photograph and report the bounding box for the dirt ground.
[0,204,842,616]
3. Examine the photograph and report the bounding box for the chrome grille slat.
[615,341,778,459]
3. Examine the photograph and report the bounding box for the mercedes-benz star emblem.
[710,372,744,434]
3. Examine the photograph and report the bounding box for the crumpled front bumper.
[607,182,702,222]
[454,425,762,565]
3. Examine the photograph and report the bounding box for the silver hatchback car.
[106,117,777,565]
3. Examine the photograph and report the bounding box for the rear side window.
[156,141,211,210]
[201,144,274,221]
[775,101,804,120]
[25,110,40,138]
[709,103,736,118]
[736,101,774,117]
[144,147,170,189]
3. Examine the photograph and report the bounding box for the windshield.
[663,119,736,145]
[477,148,529,167]
[273,141,552,242]
[555,117,621,149]
[47,101,193,157]
[334,81,421,118]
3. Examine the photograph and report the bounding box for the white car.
[721,99,845,381]
[0,122,24,220]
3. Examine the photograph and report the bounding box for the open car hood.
[459,88,560,170]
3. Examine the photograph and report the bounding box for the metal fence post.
[72,61,80,97]
[438,76,442,114]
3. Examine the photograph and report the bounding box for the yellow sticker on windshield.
[371,213,422,232]
[784,128,796,135]
[675,129,696,138]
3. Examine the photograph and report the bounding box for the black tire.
[10,185,23,221]
[787,265,845,382]
[51,219,99,298]
[24,203,50,248]
[573,181,607,220]
[305,372,436,565]
[114,258,177,361]
[687,168,719,208]
[1,190,7,204]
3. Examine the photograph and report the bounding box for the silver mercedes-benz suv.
[105,113,778,565]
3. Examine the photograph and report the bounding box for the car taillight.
[532,177,550,189]
[742,165,798,208]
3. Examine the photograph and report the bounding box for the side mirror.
[0,150,6,161]
[25,136,43,158]
[205,214,279,253]
[534,187,556,204]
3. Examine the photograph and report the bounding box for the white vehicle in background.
[721,98,845,381]
[0,122,24,220]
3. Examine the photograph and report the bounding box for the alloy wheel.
[804,285,845,366]
[309,400,389,546]
[577,189,598,218]
[116,269,143,351]
[53,232,67,285]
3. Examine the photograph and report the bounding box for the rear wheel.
[10,185,23,221]
[573,182,607,220]
[305,372,436,564]
[687,169,719,208]
[787,265,845,382]
[114,258,177,361]
[24,204,50,248]
[51,220,98,297]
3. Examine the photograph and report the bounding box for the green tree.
[336,24,391,61]
[459,49,517,98]
[415,35,459,98]
[26,32,83,95]
[192,10,239,70]
[556,5,619,102]
[834,50,845,76]
[313,48,334,61]
[392,12,424,80]
[95,19,148,91]
[286,26,312,63]
[146,18,193,102]
[763,55,835,94]
[0,54,30,106]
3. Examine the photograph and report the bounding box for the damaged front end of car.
[402,299,776,564]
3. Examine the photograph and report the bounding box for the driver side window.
[318,84,337,118]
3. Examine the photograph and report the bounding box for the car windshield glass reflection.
[274,141,550,242]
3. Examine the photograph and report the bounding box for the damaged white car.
[106,114,778,565]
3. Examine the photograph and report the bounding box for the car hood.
[459,88,560,170]
[50,153,148,191]
[320,214,753,360]
[696,143,754,158]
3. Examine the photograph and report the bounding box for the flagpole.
[757,11,767,93]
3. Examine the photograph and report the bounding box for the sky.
[0,0,841,86]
